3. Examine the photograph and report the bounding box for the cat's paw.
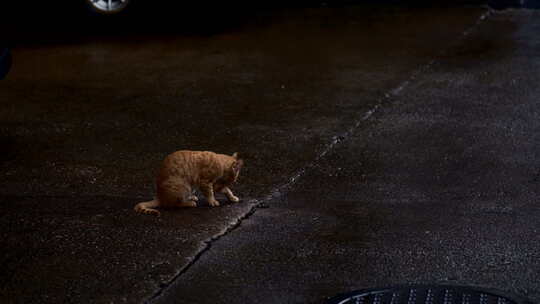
[228,195,240,203]
[188,195,199,202]
[208,199,220,207]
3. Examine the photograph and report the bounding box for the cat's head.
[230,152,244,183]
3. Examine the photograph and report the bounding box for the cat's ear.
[232,159,244,173]
[232,152,238,159]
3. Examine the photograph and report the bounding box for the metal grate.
[326,286,534,304]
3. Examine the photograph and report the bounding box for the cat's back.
[166,150,219,163]
[159,150,217,178]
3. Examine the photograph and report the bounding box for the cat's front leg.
[221,187,240,203]
[201,183,220,207]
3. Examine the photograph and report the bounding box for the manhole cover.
[326,285,534,304]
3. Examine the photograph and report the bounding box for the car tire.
[0,48,12,80]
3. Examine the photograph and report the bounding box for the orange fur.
[134,151,243,216]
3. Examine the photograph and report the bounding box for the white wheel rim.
[88,0,129,13]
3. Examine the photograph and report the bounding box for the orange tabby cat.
[134,151,243,216]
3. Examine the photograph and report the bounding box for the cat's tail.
[134,199,160,216]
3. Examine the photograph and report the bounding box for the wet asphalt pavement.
[1,3,539,304]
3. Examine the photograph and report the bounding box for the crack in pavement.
[145,8,493,304]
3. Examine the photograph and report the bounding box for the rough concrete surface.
[1,3,538,304]
[155,7,540,304]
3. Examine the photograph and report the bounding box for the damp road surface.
[1,4,539,304]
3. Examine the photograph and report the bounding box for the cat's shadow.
[186,192,238,208]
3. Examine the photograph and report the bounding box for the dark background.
[0,0,528,45]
